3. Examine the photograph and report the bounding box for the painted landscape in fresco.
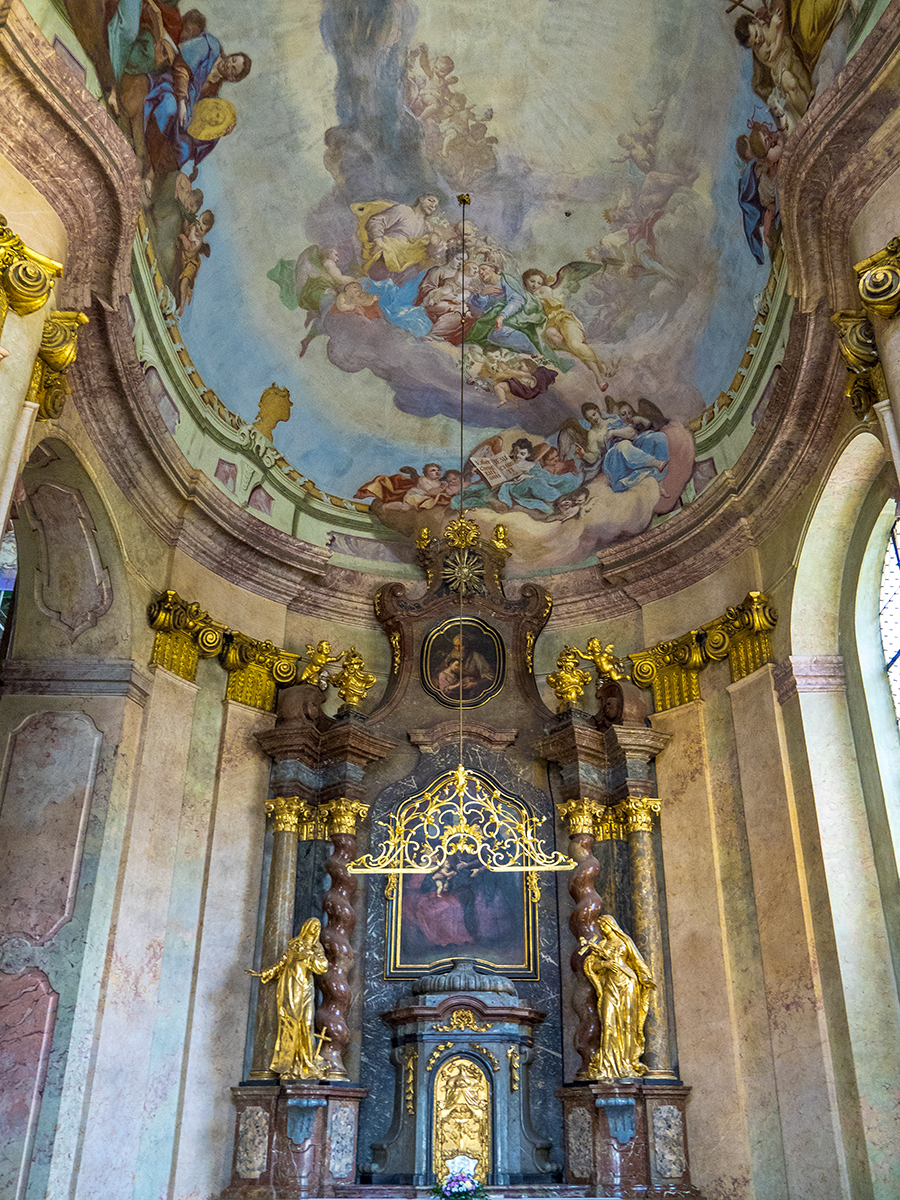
[65,0,852,568]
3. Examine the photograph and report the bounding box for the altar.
[213,522,720,1200]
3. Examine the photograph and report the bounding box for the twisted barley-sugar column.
[558,796,605,1079]
[315,797,369,1081]
[249,796,305,1079]
[624,792,673,1077]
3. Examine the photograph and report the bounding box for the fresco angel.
[267,246,357,357]
[521,264,608,390]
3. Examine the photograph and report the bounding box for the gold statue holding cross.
[248,917,330,1080]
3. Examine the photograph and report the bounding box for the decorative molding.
[407,722,518,754]
[593,807,628,842]
[773,655,846,705]
[0,658,152,704]
[557,796,605,837]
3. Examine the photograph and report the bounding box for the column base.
[221,1081,368,1199]
[557,1081,703,1198]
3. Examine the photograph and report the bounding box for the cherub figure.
[299,640,344,690]
[174,208,214,315]
[522,264,609,389]
[332,647,376,707]
[734,1,813,128]
[547,645,593,713]
[580,638,631,682]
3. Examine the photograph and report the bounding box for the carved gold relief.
[427,1042,454,1071]
[432,1057,490,1184]
[389,632,401,674]
[444,515,481,548]
[404,1049,417,1114]
[333,647,376,707]
[593,806,628,842]
[525,632,535,673]
[469,1044,499,1071]
[830,309,887,421]
[27,310,89,420]
[0,216,63,340]
[491,523,513,553]
[855,238,900,320]
[547,646,593,712]
[147,590,227,682]
[507,1046,520,1091]
[621,591,778,712]
[223,635,300,711]
[432,1009,491,1033]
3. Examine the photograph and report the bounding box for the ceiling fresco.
[64,0,853,573]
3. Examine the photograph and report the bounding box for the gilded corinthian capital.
[265,795,306,834]
[624,795,661,833]
[321,797,369,836]
[557,796,604,836]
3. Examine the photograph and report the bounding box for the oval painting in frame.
[420,617,505,709]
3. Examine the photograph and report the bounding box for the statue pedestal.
[222,1082,367,1199]
[557,1081,703,1198]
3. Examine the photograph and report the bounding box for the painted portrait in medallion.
[421,617,504,709]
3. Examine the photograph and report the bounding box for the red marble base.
[557,1081,703,1198]
[221,1081,367,1199]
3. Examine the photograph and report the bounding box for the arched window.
[878,516,900,724]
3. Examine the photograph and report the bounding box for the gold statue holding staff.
[579,915,655,1080]
[248,917,329,1079]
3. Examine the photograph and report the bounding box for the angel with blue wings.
[522,263,609,390]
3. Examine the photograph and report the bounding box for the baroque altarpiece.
[194,518,774,1199]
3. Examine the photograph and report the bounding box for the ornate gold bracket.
[831,308,886,421]
[855,238,900,321]
[26,310,89,420]
[0,215,63,342]
[147,590,377,712]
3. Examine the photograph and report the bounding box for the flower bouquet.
[431,1171,489,1199]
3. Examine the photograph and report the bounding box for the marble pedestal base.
[222,1082,367,1199]
[557,1082,702,1198]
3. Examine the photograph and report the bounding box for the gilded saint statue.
[579,915,655,1080]
[248,918,329,1080]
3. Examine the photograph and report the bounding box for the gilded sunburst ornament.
[442,549,484,594]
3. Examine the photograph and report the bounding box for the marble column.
[613,725,675,1079]
[315,797,368,1082]
[249,795,305,1080]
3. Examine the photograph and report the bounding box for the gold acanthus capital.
[624,795,661,833]
[320,797,369,837]
[557,796,604,837]
[265,795,307,834]
[855,237,900,321]
[0,216,64,341]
